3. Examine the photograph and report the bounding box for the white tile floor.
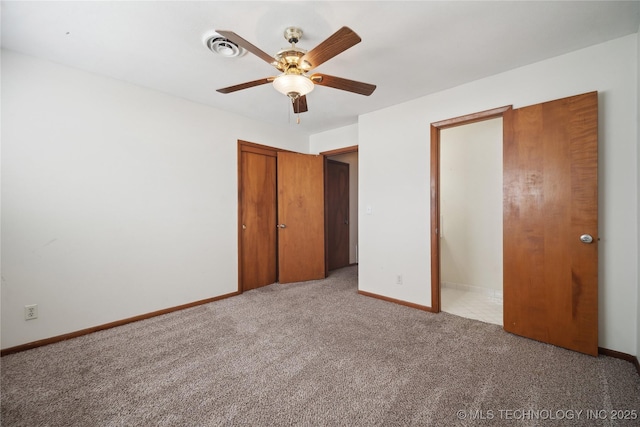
[441,287,503,326]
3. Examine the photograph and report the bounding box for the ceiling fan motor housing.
[275,47,306,72]
[284,27,303,44]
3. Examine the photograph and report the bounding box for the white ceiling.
[2,1,639,135]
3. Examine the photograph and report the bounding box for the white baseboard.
[442,281,503,300]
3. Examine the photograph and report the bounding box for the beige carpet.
[2,266,639,426]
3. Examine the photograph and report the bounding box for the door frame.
[429,106,512,312]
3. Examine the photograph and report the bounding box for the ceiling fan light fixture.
[272,74,315,97]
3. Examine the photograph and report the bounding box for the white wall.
[1,50,308,349]
[309,124,358,154]
[359,35,638,355]
[440,118,503,294]
[3,34,639,357]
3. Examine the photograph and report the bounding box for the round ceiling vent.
[206,36,245,58]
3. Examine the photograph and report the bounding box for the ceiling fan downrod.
[284,27,303,45]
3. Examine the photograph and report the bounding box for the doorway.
[326,159,350,270]
[439,118,503,325]
[323,146,359,270]
[430,93,598,356]
[430,106,511,314]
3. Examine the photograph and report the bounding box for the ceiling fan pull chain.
[288,96,301,124]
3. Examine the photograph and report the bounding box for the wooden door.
[277,152,325,283]
[503,92,598,356]
[239,146,277,291]
[327,160,350,270]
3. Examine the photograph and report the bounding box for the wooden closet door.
[239,149,277,291]
[277,152,326,283]
[503,92,598,356]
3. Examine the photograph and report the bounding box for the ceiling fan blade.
[293,95,308,114]
[215,30,275,65]
[300,27,361,71]
[310,73,376,96]
[216,77,273,94]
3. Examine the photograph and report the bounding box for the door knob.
[277,224,287,228]
[580,234,594,244]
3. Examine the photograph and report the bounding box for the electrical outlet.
[24,304,38,320]
[396,274,403,285]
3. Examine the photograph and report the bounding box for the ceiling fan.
[214,26,376,120]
